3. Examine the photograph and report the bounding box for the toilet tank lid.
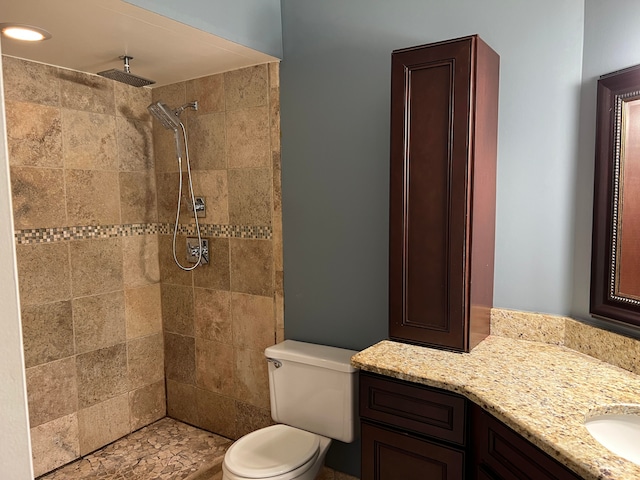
[265,340,358,373]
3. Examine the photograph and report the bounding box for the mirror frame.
[591,64,640,327]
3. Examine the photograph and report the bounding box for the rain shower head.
[148,101,181,131]
[97,56,155,88]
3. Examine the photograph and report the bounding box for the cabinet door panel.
[362,421,465,480]
[471,405,582,480]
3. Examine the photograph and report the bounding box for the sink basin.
[585,405,640,465]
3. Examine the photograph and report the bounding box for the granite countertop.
[351,336,640,480]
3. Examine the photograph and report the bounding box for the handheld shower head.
[148,101,181,131]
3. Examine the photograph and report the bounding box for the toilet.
[222,340,358,480]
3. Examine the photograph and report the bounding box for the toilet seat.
[224,425,320,479]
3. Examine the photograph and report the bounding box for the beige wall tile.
[224,64,268,110]
[234,347,270,410]
[268,62,281,155]
[197,389,236,439]
[229,239,274,296]
[26,357,78,428]
[2,55,60,106]
[191,169,229,224]
[186,74,224,114]
[117,116,154,171]
[152,82,186,108]
[161,284,195,335]
[30,413,80,477]
[158,234,194,286]
[129,380,166,431]
[10,166,66,229]
[16,242,71,306]
[155,172,182,223]
[231,292,275,350]
[70,238,124,297]
[115,81,152,122]
[122,234,160,288]
[5,101,62,167]
[196,338,234,395]
[65,169,121,225]
[275,271,284,332]
[153,122,181,172]
[73,291,126,354]
[226,106,270,168]
[164,332,196,384]
[60,70,115,115]
[193,237,230,291]
[228,168,273,227]
[189,112,226,170]
[76,343,128,408]
[22,301,74,368]
[128,333,164,390]
[194,288,232,344]
[125,283,163,339]
[119,171,158,224]
[166,379,198,425]
[78,394,130,456]
[62,109,117,170]
[272,151,283,271]
[235,401,273,440]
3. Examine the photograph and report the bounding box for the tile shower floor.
[38,418,232,480]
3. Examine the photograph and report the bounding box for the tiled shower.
[3,55,283,477]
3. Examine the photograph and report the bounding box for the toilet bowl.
[220,340,358,480]
[222,425,331,480]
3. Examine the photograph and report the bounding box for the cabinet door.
[471,405,582,480]
[362,421,465,480]
[388,35,498,352]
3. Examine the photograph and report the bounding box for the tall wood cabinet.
[389,35,500,352]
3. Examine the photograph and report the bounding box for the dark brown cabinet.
[360,372,583,480]
[389,35,499,352]
[471,404,582,480]
[360,372,468,480]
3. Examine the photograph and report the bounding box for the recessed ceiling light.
[0,23,52,42]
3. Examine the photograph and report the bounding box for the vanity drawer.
[359,371,467,445]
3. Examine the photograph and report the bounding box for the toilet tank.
[265,340,359,443]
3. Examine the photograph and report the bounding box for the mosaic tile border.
[15,223,272,244]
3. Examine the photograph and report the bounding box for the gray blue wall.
[124,0,283,58]
[280,0,585,351]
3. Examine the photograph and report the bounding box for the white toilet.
[222,340,358,480]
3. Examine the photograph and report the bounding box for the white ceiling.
[0,0,278,88]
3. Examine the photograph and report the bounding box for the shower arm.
[175,101,198,116]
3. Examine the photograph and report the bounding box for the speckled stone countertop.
[351,336,640,480]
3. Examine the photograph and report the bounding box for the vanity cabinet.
[360,371,468,479]
[389,35,499,352]
[360,372,582,480]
